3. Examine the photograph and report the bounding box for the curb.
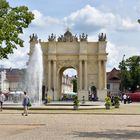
[3,106,105,110]
[1,111,140,115]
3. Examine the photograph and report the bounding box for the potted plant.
[114,96,120,108]
[73,95,79,110]
[105,96,112,109]
[47,95,52,103]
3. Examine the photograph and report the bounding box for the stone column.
[48,60,51,90]
[53,60,56,90]
[104,60,107,89]
[84,60,88,90]
[98,60,102,90]
[79,60,82,90]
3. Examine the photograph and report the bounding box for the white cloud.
[121,18,139,31]
[30,6,140,34]
[117,45,140,58]
[106,42,120,71]
[0,47,29,68]
[63,5,116,32]
[32,10,61,28]
[64,5,140,33]
[63,68,77,77]
[106,41,140,72]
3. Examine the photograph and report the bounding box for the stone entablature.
[29,30,108,101]
[46,30,88,42]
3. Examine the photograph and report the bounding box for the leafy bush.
[73,95,79,106]
[114,96,120,108]
[105,96,112,106]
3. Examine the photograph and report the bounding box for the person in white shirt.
[123,94,127,104]
[0,91,5,111]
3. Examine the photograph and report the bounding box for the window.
[107,84,110,89]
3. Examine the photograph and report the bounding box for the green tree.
[0,0,34,59]
[71,76,77,93]
[119,56,140,92]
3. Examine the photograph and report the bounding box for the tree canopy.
[0,0,34,59]
[119,56,140,92]
[71,76,77,93]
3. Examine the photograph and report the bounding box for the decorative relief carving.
[88,61,98,74]
[88,74,98,87]
[57,30,78,42]
[47,30,89,43]
[56,60,78,71]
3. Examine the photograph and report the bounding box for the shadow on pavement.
[72,129,140,139]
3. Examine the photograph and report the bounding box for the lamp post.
[52,87,54,101]
[120,54,125,93]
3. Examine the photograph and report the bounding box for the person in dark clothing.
[22,91,29,116]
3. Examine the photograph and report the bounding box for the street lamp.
[52,87,54,101]
[120,54,125,93]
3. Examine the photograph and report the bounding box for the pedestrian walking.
[0,91,5,111]
[22,91,29,116]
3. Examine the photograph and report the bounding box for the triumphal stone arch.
[29,31,107,101]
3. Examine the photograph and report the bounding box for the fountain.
[25,43,43,105]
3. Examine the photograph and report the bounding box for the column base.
[47,90,59,101]
[78,90,89,101]
[97,89,107,101]
[53,90,60,101]
[47,90,53,100]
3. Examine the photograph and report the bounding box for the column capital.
[48,59,52,62]
[98,59,102,62]
[53,59,57,62]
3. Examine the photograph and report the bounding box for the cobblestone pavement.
[0,110,140,140]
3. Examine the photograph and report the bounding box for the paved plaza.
[1,103,140,140]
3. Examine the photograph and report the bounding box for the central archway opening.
[59,68,77,101]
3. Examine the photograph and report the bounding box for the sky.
[0,0,140,75]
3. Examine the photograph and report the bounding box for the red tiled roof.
[0,68,25,82]
[107,68,121,83]
[6,74,22,82]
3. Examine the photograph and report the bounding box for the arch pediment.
[57,60,78,73]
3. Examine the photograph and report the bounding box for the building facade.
[61,75,73,94]
[107,68,121,96]
[0,68,25,93]
[29,30,108,101]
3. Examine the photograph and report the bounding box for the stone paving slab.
[3,105,105,110]
[0,113,140,140]
[1,103,140,139]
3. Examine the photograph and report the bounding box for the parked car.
[126,92,140,102]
